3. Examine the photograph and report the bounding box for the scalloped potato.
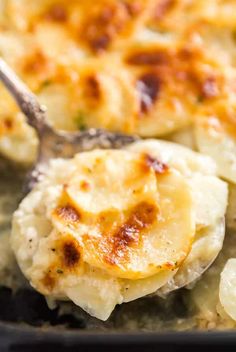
[0,0,235,326]
[11,141,227,320]
[219,259,236,321]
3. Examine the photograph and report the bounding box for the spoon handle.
[0,58,47,133]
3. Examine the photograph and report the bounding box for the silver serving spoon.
[0,58,138,191]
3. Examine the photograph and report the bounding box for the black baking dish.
[0,287,235,352]
[1,323,236,352]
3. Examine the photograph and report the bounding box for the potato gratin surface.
[0,0,235,324]
[0,0,236,185]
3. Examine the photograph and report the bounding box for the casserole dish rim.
[1,321,236,346]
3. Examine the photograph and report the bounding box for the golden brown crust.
[60,236,81,269]
[78,0,148,53]
[1,0,236,160]
[0,117,14,136]
[41,270,56,292]
[54,204,81,223]
[42,149,194,280]
[43,3,68,22]
[81,2,131,53]
[40,234,83,294]
[136,72,161,114]
[125,45,221,101]
[142,153,169,174]
[100,201,158,267]
[153,0,176,21]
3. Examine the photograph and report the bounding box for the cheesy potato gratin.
[0,0,236,180]
[11,141,227,320]
[0,0,236,324]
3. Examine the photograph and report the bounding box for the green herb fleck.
[56,269,64,274]
[197,95,204,103]
[41,80,52,89]
[74,111,88,131]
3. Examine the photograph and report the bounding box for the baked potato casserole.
[0,0,236,327]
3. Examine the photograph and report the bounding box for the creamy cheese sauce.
[0,156,234,330]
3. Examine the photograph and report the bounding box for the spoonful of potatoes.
[0,58,228,320]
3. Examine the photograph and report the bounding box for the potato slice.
[79,170,194,280]
[189,175,228,230]
[122,269,176,302]
[126,139,217,176]
[0,86,38,164]
[51,150,194,280]
[65,266,123,321]
[195,114,236,184]
[66,149,158,213]
[226,183,236,231]
[219,258,236,321]
[127,140,228,291]
[160,219,225,295]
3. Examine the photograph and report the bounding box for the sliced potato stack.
[11,140,227,320]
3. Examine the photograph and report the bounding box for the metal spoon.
[0,58,138,191]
